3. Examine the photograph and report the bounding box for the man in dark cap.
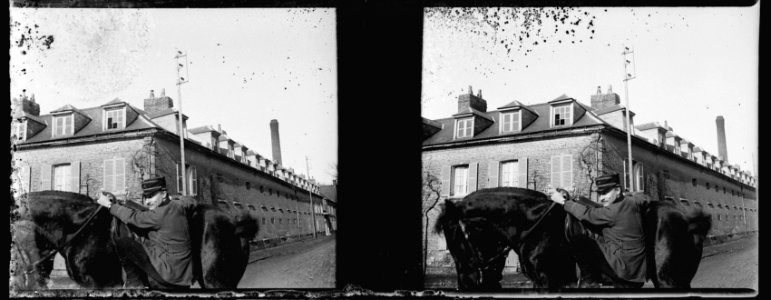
[547,173,650,288]
[96,177,195,289]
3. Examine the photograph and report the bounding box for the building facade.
[11,91,335,247]
[422,86,757,276]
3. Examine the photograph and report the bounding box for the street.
[426,235,758,290]
[43,235,336,290]
[238,235,336,288]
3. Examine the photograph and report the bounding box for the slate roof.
[635,122,663,131]
[22,103,155,144]
[423,99,603,146]
[319,184,337,203]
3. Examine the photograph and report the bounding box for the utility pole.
[622,46,636,191]
[175,50,190,196]
[307,156,317,238]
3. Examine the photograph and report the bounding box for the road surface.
[238,236,336,288]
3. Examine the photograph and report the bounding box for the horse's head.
[435,199,512,290]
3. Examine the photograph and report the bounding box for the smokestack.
[270,119,282,166]
[716,116,728,162]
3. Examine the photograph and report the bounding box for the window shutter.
[487,161,499,188]
[468,162,478,193]
[550,156,560,188]
[19,165,31,193]
[40,164,52,191]
[116,158,125,193]
[562,155,573,188]
[440,166,451,197]
[104,159,112,192]
[70,161,81,193]
[518,157,528,188]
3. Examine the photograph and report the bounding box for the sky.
[10,8,338,184]
[422,6,758,176]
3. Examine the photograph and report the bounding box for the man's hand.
[546,186,566,205]
[96,190,113,208]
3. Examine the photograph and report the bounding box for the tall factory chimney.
[716,115,728,162]
[270,119,283,166]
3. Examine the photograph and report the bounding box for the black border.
[7,0,762,296]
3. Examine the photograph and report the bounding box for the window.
[706,182,710,190]
[11,121,25,141]
[271,217,275,224]
[500,160,519,187]
[623,160,645,192]
[451,165,469,196]
[103,158,125,193]
[552,104,572,127]
[455,118,473,139]
[53,114,74,137]
[104,108,125,130]
[550,154,573,188]
[53,164,71,191]
[246,182,251,190]
[176,164,198,195]
[692,178,697,187]
[260,186,264,193]
[500,111,520,133]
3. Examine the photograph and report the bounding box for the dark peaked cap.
[596,174,621,194]
[142,177,167,197]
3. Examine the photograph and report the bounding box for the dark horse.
[434,187,712,290]
[10,190,259,290]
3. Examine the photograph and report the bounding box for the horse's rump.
[190,204,259,288]
[644,200,712,287]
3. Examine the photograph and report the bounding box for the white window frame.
[103,107,126,130]
[53,114,74,137]
[103,158,126,193]
[550,154,573,188]
[499,160,519,187]
[551,104,573,127]
[623,160,645,192]
[455,118,474,139]
[451,165,469,197]
[12,120,26,141]
[53,163,71,191]
[177,163,198,195]
[500,111,521,133]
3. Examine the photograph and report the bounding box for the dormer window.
[11,120,26,141]
[104,108,126,130]
[552,104,572,127]
[500,111,521,133]
[455,118,473,139]
[53,114,74,137]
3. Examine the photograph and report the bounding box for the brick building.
[422,86,757,276]
[11,90,335,247]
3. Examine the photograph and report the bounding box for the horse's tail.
[685,207,712,247]
[233,211,259,240]
[434,199,461,235]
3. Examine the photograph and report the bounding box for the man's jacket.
[109,197,196,286]
[563,193,650,283]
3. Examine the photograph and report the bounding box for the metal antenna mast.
[622,46,636,191]
[175,50,190,195]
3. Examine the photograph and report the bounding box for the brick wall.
[603,133,757,237]
[422,133,599,274]
[13,137,148,199]
[154,136,327,242]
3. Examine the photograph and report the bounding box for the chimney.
[590,85,621,110]
[716,116,728,162]
[14,92,40,116]
[457,85,487,113]
[143,89,174,115]
[270,119,283,166]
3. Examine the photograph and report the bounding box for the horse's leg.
[480,255,506,290]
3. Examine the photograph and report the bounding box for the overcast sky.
[11,8,338,184]
[422,6,758,176]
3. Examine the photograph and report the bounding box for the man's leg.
[113,235,149,288]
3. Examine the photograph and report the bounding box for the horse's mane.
[22,191,100,222]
